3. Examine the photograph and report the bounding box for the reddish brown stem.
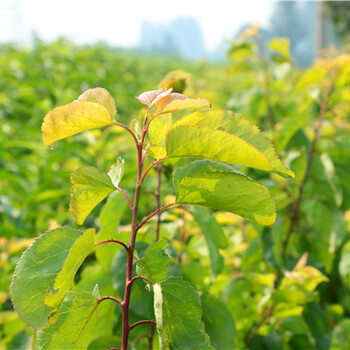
[132,258,142,266]
[113,121,139,145]
[137,203,176,231]
[155,165,162,242]
[121,143,143,350]
[129,275,153,286]
[98,296,123,308]
[131,334,149,346]
[116,187,133,210]
[139,156,168,187]
[148,324,155,350]
[95,239,129,252]
[129,320,156,332]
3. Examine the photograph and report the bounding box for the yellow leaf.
[78,87,117,118]
[158,70,191,93]
[42,101,114,146]
[158,94,211,114]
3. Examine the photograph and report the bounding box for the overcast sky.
[2,0,273,51]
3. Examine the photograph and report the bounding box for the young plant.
[11,85,293,349]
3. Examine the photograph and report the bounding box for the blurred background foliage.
[1,3,350,349]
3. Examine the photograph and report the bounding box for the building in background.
[139,18,206,60]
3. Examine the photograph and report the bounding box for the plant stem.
[95,239,129,252]
[98,296,123,308]
[121,143,144,350]
[148,324,155,350]
[113,121,139,145]
[129,320,157,332]
[155,165,162,242]
[137,203,176,231]
[140,156,168,186]
[116,187,133,210]
[129,275,153,286]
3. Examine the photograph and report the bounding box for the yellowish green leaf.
[42,101,114,146]
[78,87,116,118]
[148,113,172,159]
[166,109,294,178]
[158,70,191,93]
[70,166,116,225]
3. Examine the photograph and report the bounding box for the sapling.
[11,85,293,350]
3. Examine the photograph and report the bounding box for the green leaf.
[107,158,124,188]
[77,264,119,338]
[173,160,276,226]
[87,336,121,350]
[303,302,331,350]
[339,240,350,288]
[95,192,128,269]
[250,331,283,350]
[153,277,206,350]
[148,113,172,159]
[274,119,301,153]
[268,37,291,63]
[228,40,256,59]
[32,290,99,350]
[45,228,95,309]
[70,166,116,225]
[183,262,210,291]
[42,101,114,146]
[331,319,350,350]
[201,294,236,350]
[166,109,294,178]
[11,227,94,328]
[189,206,228,276]
[78,87,117,118]
[136,240,172,283]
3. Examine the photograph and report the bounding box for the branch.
[155,164,162,242]
[112,121,139,145]
[131,334,149,346]
[244,305,273,347]
[140,190,157,197]
[280,68,337,261]
[133,258,142,266]
[95,239,129,252]
[129,320,156,332]
[128,275,153,287]
[139,156,168,186]
[116,187,133,210]
[98,296,123,308]
[137,203,176,230]
[145,112,161,131]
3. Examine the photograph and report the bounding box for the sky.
[1,0,273,52]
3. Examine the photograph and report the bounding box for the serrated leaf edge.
[10,227,84,329]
